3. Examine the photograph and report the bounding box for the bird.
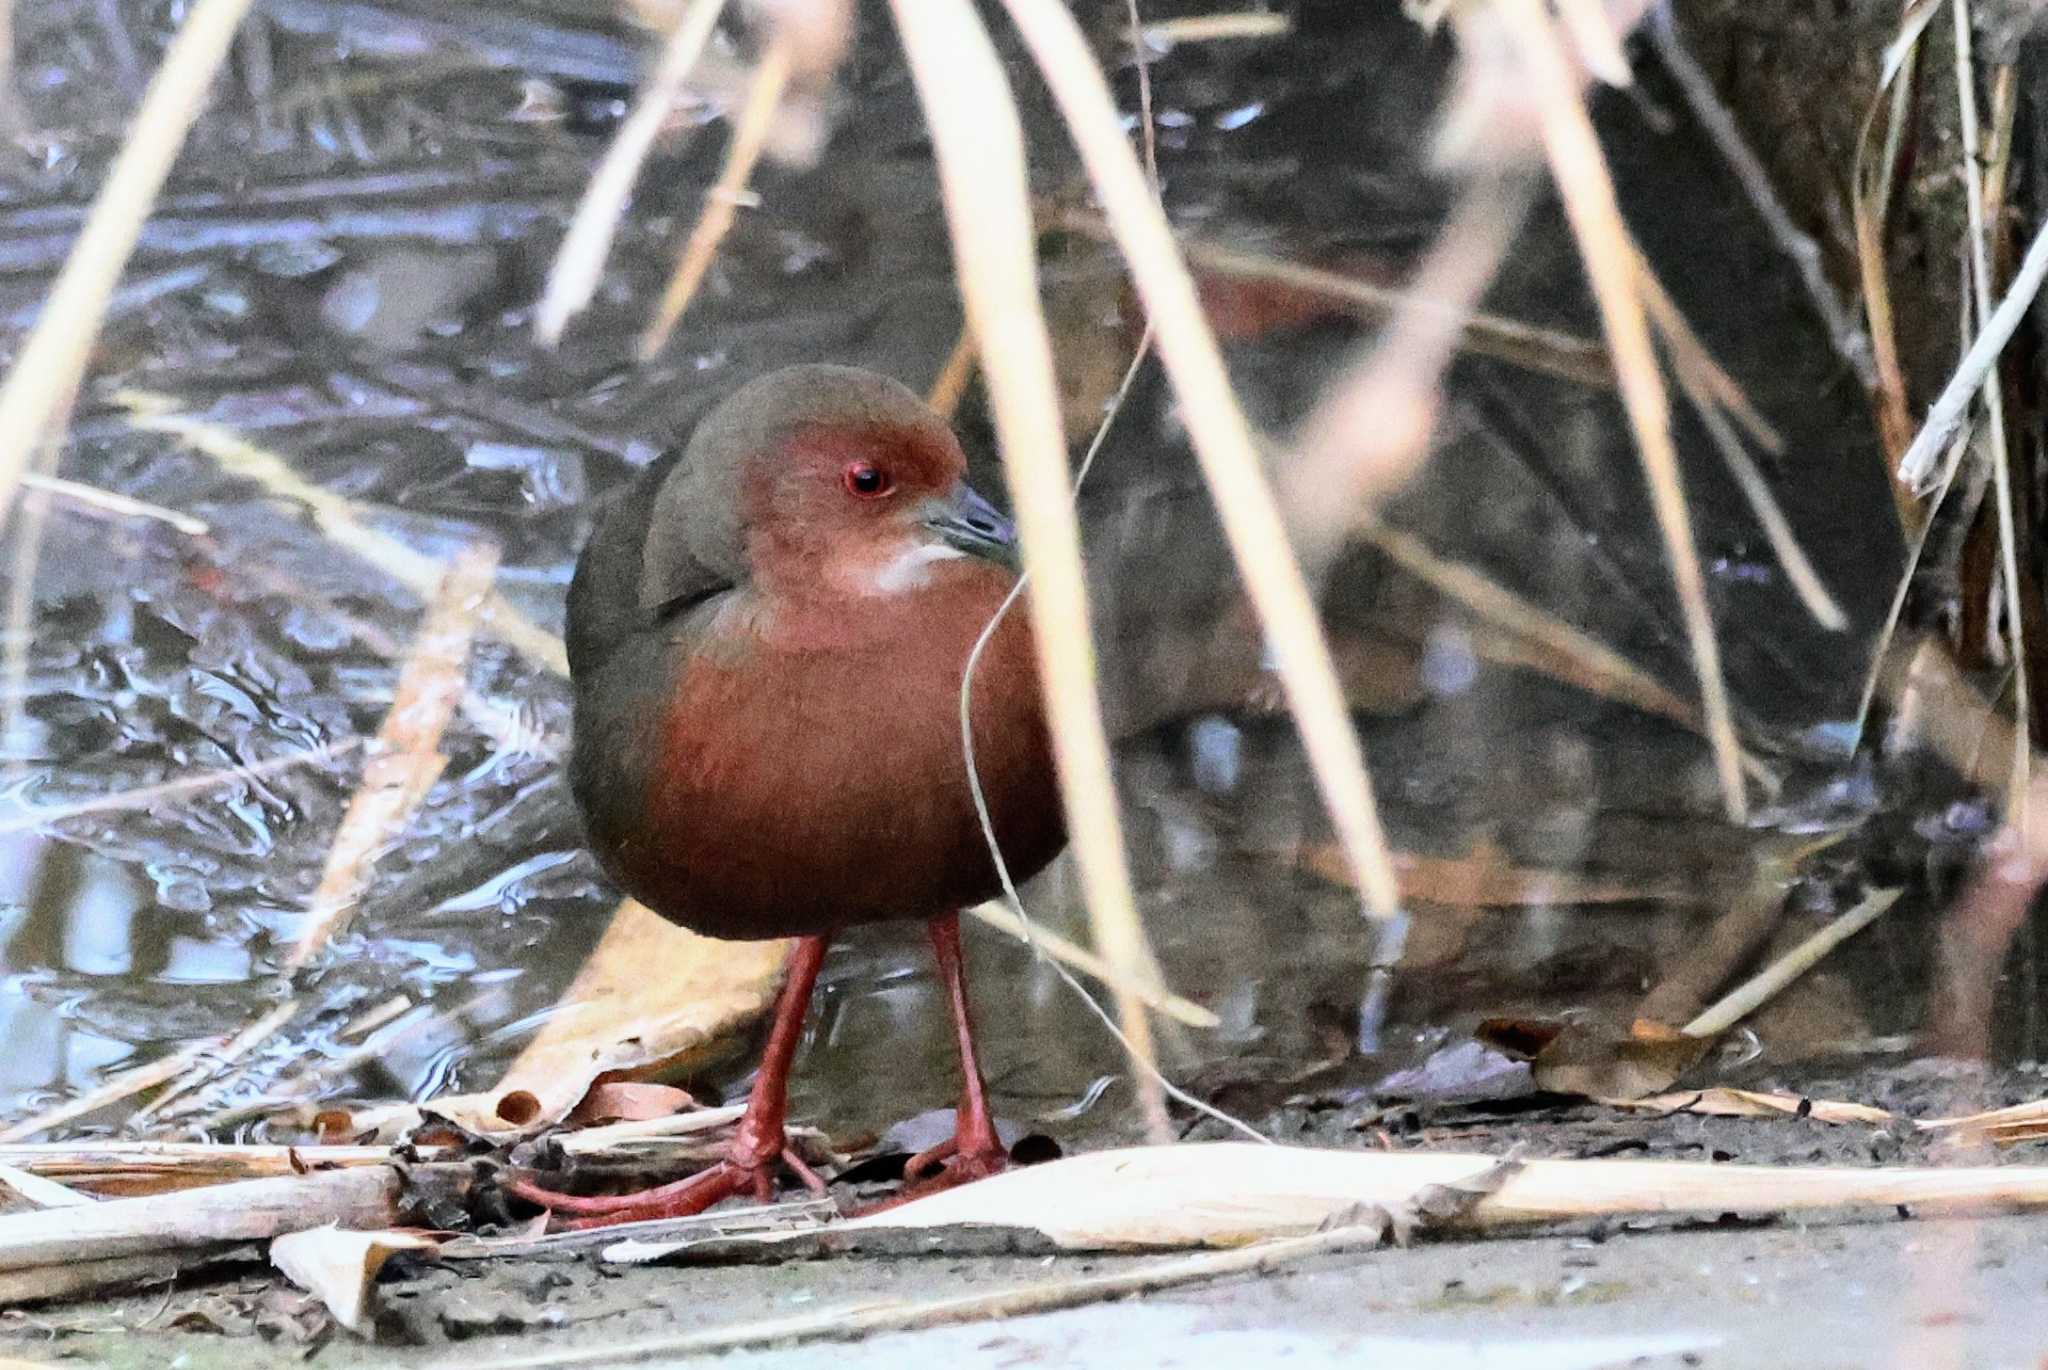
[512,364,1066,1224]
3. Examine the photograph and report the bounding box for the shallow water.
[0,0,1962,1145]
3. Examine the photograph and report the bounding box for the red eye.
[842,462,893,498]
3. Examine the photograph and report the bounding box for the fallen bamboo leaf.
[423,898,789,1135]
[270,1225,439,1334]
[843,1142,2048,1248]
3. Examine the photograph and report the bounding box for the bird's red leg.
[504,934,831,1229]
[897,910,1007,1195]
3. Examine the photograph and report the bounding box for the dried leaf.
[1304,837,1694,908]
[1607,1087,1896,1126]
[567,1082,696,1126]
[270,1226,438,1334]
[1489,1017,1711,1101]
[422,899,789,1135]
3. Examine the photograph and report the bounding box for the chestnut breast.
[574,559,1064,941]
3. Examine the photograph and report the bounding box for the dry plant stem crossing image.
[0,0,2046,1365]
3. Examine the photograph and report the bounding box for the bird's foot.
[852,1131,1008,1215]
[505,1144,826,1231]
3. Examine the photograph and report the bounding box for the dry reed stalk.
[1291,177,1531,568]
[637,35,793,358]
[1135,12,1293,48]
[2,452,54,767]
[117,389,569,675]
[0,1018,276,1144]
[1356,522,1705,737]
[1951,0,2030,819]
[1630,253,1845,630]
[288,543,497,966]
[0,1141,404,1190]
[122,1000,299,1127]
[997,0,1406,939]
[1894,219,2048,492]
[0,1164,410,1270]
[1493,1,1745,821]
[965,900,1218,1028]
[1047,205,1612,387]
[887,0,1171,1142]
[1634,835,1840,1028]
[924,324,977,419]
[533,0,729,346]
[0,739,360,836]
[0,0,255,532]
[1681,888,1902,1038]
[1852,1,1939,490]
[1643,6,1875,388]
[851,1141,2048,1247]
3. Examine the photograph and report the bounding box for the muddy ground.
[10,1058,2048,1368]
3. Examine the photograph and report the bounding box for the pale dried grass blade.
[1951,0,2029,822]
[1682,888,1902,1038]
[1496,1,1745,821]
[1136,12,1292,49]
[0,739,360,836]
[996,0,1405,938]
[1894,218,2048,492]
[17,473,207,535]
[925,324,977,419]
[638,35,793,358]
[1291,176,1531,568]
[1631,254,1845,631]
[1853,1,1936,487]
[289,544,498,967]
[1358,522,1703,735]
[0,0,255,533]
[888,0,1172,1141]
[0,1031,232,1143]
[966,900,1218,1028]
[533,0,729,346]
[117,389,569,674]
[123,998,299,1128]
